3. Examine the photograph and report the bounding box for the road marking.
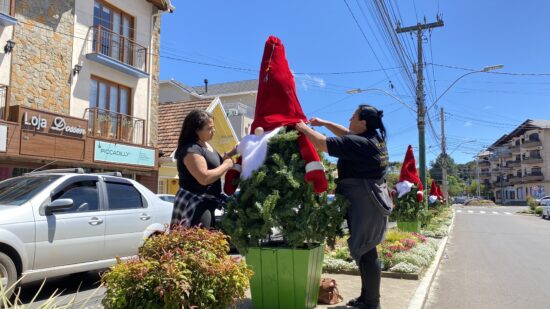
[468,210,474,214]
[480,211,486,214]
[456,210,462,213]
[505,212,511,215]
[492,211,499,215]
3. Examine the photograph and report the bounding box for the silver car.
[0,169,172,297]
[541,199,550,220]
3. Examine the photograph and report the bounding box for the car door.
[102,178,151,259]
[34,176,105,269]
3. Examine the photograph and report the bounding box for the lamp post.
[346,64,503,192]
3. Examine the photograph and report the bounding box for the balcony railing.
[508,176,522,184]
[479,160,490,166]
[0,0,11,15]
[0,84,6,120]
[522,139,542,149]
[224,103,254,118]
[506,160,521,168]
[480,172,491,177]
[524,172,544,182]
[523,156,543,164]
[90,25,148,75]
[510,144,521,152]
[85,107,145,145]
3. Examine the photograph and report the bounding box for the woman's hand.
[295,120,310,133]
[308,117,326,127]
[222,158,234,170]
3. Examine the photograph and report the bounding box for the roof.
[192,79,258,96]
[488,119,550,149]
[157,100,213,158]
[147,0,175,12]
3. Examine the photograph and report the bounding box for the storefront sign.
[0,124,7,152]
[22,112,86,137]
[94,140,155,167]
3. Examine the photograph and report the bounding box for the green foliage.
[527,196,539,211]
[102,227,253,309]
[392,186,427,222]
[535,206,543,215]
[221,128,349,252]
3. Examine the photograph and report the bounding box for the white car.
[537,196,550,206]
[0,169,173,297]
[541,199,550,219]
[157,194,176,203]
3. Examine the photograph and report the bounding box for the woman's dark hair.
[175,110,213,158]
[357,104,386,141]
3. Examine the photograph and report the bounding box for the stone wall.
[149,7,161,146]
[10,0,75,115]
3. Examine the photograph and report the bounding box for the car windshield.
[0,175,61,206]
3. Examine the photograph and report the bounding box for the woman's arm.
[295,121,328,152]
[309,117,349,137]
[184,153,233,186]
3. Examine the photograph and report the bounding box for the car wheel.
[0,252,17,299]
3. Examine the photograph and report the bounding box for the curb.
[407,208,456,309]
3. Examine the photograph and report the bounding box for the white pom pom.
[254,127,264,136]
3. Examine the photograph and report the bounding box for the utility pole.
[440,107,448,202]
[397,17,444,189]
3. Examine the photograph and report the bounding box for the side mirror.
[45,198,74,215]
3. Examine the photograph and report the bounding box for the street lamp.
[427,64,504,111]
[345,88,416,112]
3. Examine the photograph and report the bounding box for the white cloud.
[464,121,473,127]
[483,105,493,110]
[297,74,326,90]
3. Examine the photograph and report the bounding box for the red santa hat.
[224,36,327,194]
[395,145,424,202]
[428,180,438,204]
[436,184,444,200]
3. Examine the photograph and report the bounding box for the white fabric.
[232,164,242,173]
[305,161,324,173]
[395,180,414,198]
[237,127,283,180]
[428,195,438,204]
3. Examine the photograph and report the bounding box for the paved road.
[425,206,550,309]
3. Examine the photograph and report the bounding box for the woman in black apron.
[171,110,234,228]
[296,104,392,309]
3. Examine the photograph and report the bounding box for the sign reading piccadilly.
[22,112,86,137]
[94,140,155,167]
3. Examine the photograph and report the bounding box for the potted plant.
[392,145,426,232]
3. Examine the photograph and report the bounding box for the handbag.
[318,277,343,305]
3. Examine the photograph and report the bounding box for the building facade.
[159,79,258,140]
[481,120,550,204]
[0,0,173,191]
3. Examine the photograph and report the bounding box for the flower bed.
[421,207,453,238]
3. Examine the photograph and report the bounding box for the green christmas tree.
[221,128,349,252]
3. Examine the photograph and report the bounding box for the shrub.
[527,196,538,211]
[385,230,414,243]
[389,262,420,274]
[323,257,358,273]
[465,199,495,206]
[102,227,253,309]
[535,206,543,215]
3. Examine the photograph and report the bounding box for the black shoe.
[346,297,365,307]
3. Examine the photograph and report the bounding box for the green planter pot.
[245,244,324,309]
[397,221,421,232]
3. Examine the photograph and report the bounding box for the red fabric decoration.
[251,36,307,132]
[430,180,438,196]
[437,184,444,199]
[399,145,423,191]
[223,35,328,194]
[224,156,242,195]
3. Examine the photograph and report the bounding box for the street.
[425,206,550,309]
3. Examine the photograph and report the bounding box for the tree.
[447,175,466,197]
[429,154,457,183]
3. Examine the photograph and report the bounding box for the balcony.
[86,26,149,78]
[522,139,542,149]
[506,160,521,168]
[524,172,544,182]
[523,156,543,165]
[500,151,513,159]
[479,160,490,167]
[510,144,521,153]
[480,172,491,178]
[0,0,16,27]
[224,103,254,118]
[508,176,522,184]
[85,107,145,145]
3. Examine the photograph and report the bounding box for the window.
[93,1,135,64]
[52,181,100,213]
[158,179,166,194]
[90,76,131,114]
[0,175,60,206]
[106,182,144,210]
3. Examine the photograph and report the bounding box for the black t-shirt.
[326,131,388,179]
[176,143,222,196]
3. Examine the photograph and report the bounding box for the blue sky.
[159,0,550,165]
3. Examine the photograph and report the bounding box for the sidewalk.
[236,274,420,309]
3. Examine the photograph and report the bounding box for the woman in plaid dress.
[171,110,234,228]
